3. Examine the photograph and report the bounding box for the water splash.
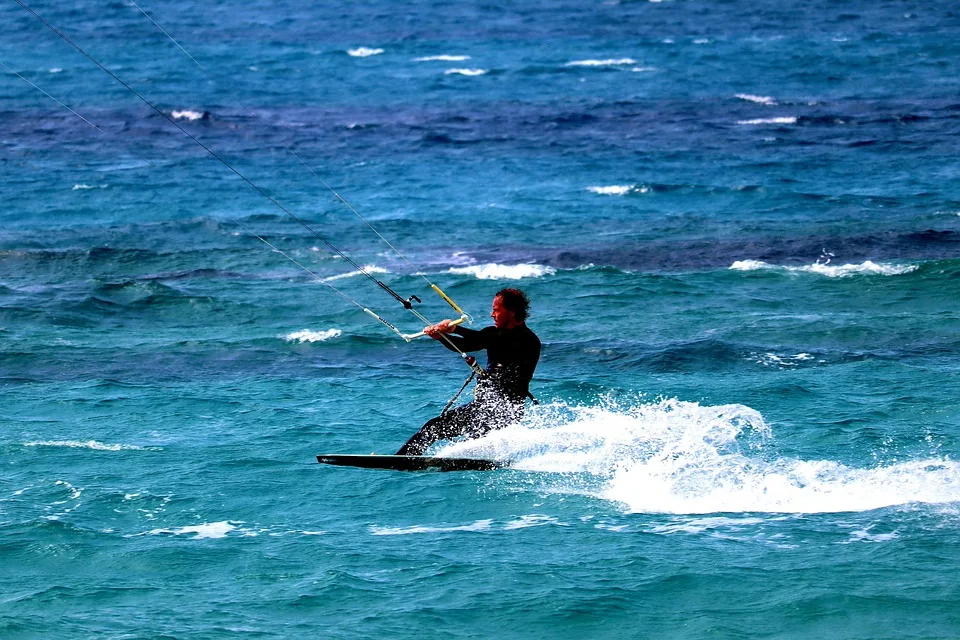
[438,398,960,515]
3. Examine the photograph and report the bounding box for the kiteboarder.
[396,288,541,455]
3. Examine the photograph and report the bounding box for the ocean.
[2,0,960,637]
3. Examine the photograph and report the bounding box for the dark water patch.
[12,91,960,170]
[419,133,499,146]
[70,281,215,312]
[550,338,748,373]
[0,335,407,384]
[471,229,960,272]
[759,382,815,397]
[541,112,600,127]
[638,339,749,372]
[139,268,254,281]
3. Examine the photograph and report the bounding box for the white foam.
[24,440,150,451]
[736,93,777,105]
[648,516,766,535]
[729,259,771,271]
[586,185,644,196]
[730,259,918,277]
[284,328,342,343]
[322,265,388,282]
[448,263,556,280]
[72,184,105,190]
[610,458,960,515]
[370,519,493,535]
[49,68,62,73]
[415,55,471,62]
[444,68,487,76]
[348,47,384,57]
[801,261,918,277]
[436,398,960,515]
[751,352,816,368]
[54,480,83,500]
[503,515,564,530]
[171,110,205,121]
[737,116,797,125]
[839,529,899,544]
[149,521,236,539]
[565,58,636,67]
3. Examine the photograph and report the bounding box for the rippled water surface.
[3,0,960,637]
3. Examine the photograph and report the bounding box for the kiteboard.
[316,454,505,472]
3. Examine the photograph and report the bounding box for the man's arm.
[424,320,490,353]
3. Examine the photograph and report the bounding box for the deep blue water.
[3,0,960,637]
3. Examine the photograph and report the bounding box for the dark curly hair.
[495,288,531,322]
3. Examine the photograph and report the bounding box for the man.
[396,288,541,455]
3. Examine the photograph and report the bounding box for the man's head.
[491,288,530,329]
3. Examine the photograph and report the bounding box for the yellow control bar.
[401,314,469,341]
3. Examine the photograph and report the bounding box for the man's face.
[491,295,515,329]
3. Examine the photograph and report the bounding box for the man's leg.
[463,400,524,439]
[395,403,479,456]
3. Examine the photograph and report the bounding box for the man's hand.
[423,319,456,339]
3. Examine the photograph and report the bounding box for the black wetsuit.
[396,324,541,455]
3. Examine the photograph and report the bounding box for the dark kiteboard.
[316,454,505,472]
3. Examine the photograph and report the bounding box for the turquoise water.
[3,0,960,637]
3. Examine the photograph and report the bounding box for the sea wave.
[735,93,777,105]
[737,116,797,125]
[415,55,471,62]
[586,184,649,196]
[730,259,918,277]
[370,520,493,536]
[369,516,561,535]
[284,328,342,343]
[448,263,556,280]
[147,521,236,539]
[347,47,383,57]
[565,58,636,67]
[322,265,388,282]
[24,440,154,451]
[438,398,960,515]
[444,68,487,76]
[750,352,817,368]
[170,110,206,121]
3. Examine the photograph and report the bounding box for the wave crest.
[444,68,487,76]
[448,263,556,280]
[415,55,471,62]
[730,259,918,277]
[347,47,383,57]
[565,58,636,67]
[24,440,154,451]
[284,329,342,343]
